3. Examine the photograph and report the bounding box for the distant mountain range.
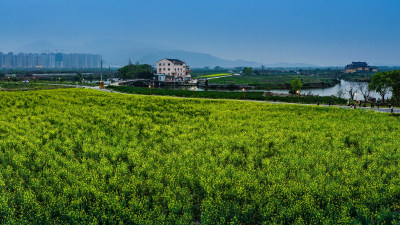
[16,39,316,68]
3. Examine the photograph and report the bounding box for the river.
[170,80,392,101]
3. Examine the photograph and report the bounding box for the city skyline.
[0,52,102,69]
[1,0,400,66]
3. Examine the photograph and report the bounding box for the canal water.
[171,80,392,101]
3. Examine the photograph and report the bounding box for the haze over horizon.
[1,0,399,67]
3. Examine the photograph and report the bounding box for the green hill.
[0,89,399,224]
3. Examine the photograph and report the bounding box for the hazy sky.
[1,0,399,66]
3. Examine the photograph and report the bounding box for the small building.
[153,74,166,81]
[345,62,377,73]
[156,58,191,81]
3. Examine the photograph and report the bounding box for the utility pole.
[109,65,111,84]
[100,59,105,82]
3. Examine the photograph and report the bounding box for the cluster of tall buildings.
[0,52,102,69]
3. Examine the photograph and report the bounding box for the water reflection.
[171,80,392,101]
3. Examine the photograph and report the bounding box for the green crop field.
[0,89,400,224]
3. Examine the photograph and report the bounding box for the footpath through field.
[78,85,400,114]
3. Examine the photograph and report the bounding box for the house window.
[163,63,165,66]
[159,63,161,66]
[168,63,170,66]
[163,68,165,71]
[168,68,170,71]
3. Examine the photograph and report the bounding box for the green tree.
[291,78,303,94]
[386,70,400,104]
[242,67,253,76]
[368,71,392,102]
[119,64,154,79]
[73,73,83,82]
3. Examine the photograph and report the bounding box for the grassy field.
[0,81,58,91]
[107,85,347,105]
[0,81,87,91]
[208,74,340,90]
[37,80,98,87]
[0,88,400,223]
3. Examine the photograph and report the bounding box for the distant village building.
[156,59,191,81]
[345,62,377,73]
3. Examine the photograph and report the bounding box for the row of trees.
[346,84,372,102]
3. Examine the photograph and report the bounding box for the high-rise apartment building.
[0,52,102,69]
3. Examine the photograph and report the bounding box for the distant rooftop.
[345,62,370,69]
[351,62,368,67]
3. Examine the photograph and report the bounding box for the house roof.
[167,59,185,64]
[345,62,369,69]
[352,62,368,67]
[157,58,185,64]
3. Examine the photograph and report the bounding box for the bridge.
[116,79,192,87]
[115,79,151,86]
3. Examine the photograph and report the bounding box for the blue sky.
[1,0,399,66]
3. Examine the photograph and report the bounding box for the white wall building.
[156,58,191,81]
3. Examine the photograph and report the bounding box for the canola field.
[198,73,231,78]
[0,89,400,224]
